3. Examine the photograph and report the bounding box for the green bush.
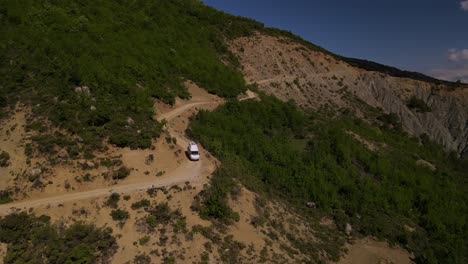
[131,199,151,210]
[110,209,129,222]
[105,193,120,208]
[0,191,13,204]
[0,151,10,167]
[133,253,151,264]
[144,202,184,230]
[407,96,432,113]
[113,166,130,180]
[0,213,117,263]
[193,163,241,224]
[377,113,401,130]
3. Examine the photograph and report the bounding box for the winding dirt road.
[0,89,258,216]
[0,101,218,216]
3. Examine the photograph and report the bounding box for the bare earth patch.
[338,238,413,264]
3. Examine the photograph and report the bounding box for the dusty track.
[0,101,220,216]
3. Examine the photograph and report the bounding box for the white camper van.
[187,141,200,161]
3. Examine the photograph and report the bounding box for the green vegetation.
[0,190,13,204]
[407,96,432,113]
[377,112,402,130]
[112,166,131,180]
[0,0,248,149]
[192,162,241,224]
[144,202,184,230]
[0,213,117,263]
[111,209,129,222]
[134,254,151,264]
[105,192,120,208]
[138,235,150,246]
[131,199,151,210]
[30,132,80,158]
[189,95,468,264]
[0,150,10,167]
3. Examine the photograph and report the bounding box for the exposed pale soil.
[230,33,468,157]
[346,131,386,152]
[339,238,413,264]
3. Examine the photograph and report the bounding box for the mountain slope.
[229,34,468,157]
[0,1,467,264]
[0,0,247,149]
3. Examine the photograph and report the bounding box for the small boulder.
[81,86,90,95]
[90,105,96,111]
[416,159,436,171]
[85,161,95,168]
[74,86,83,93]
[127,117,135,125]
[345,223,353,235]
[30,168,42,177]
[306,201,316,209]
[75,86,91,96]
[57,149,69,159]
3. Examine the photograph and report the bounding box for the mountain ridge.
[229,33,468,157]
[0,1,467,263]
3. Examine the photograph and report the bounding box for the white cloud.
[429,48,468,84]
[431,64,468,83]
[461,0,468,11]
[448,49,468,62]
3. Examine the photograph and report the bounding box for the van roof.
[189,141,199,151]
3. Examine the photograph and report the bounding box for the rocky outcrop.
[230,34,468,157]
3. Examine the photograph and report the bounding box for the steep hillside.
[229,34,468,157]
[0,0,247,150]
[1,0,467,264]
[189,95,468,264]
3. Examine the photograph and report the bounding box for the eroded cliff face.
[230,34,468,157]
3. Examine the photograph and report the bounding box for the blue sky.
[202,0,468,82]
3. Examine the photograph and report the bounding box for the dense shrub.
[112,166,130,180]
[192,162,241,224]
[407,96,432,113]
[189,95,468,264]
[105,193,120,208]
[131,199,151,210]
[377,113,401,130]
[0,213,117,263]
[144,202,184,230]
[110,209,129,222]
[133,254,151,264]
[0,191,13,204]
[0,151,10,167]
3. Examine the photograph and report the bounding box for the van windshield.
[191,151,199,155]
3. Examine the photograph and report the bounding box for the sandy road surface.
[0,161,203,216]
[0,101,218,216]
